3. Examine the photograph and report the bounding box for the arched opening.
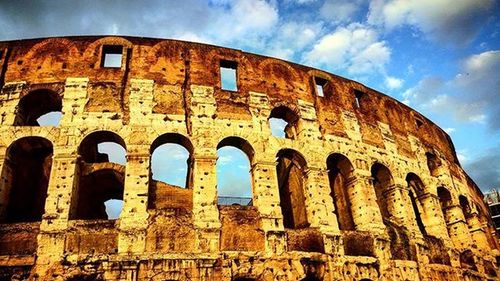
[371,163,393,220]
[269,106,299,139]
[460,249,477,271]
[216,137,254,206]
[459,195,472,219]
[14,89,62,126]
[371,163,415,261]
[437,186,452,210]
[276,149,309,229]
[406,173,427,236]
[149,133,194,209]
[70,131,126,220]
[0,137,53,223]
[426,152,441,177]
[326,153,355,231]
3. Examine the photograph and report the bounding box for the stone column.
[304,166,339,232]
[466,213,490,252]
[382,183,411,226]
[118,146,150,254]
[418,193,451,243]
[36,151,78,273]
[349,174,385,233]
[0,148,11,219]
[0,81,25,125]
[129,79,154,125]
[443,204,472,250]
[251,160,286,254]
[60,77,88,126]
[191,154,221,253]
[304,166,342,255]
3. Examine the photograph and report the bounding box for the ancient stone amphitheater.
[0,36,498,281]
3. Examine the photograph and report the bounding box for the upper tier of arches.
[0,36,457,165]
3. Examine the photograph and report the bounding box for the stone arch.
[22,38,79,74]
[258,59,300,81]
[426,151,442,177]
[371,163,415,260]
[83,36,133,58]
[148,133,194,209]
[276,148,309,229]
[70,131,126,220]
[216,136,255,206]
[146,40,186,75]
[405,173,427,236]
[0,136,53,223]
[326,153,355,231]
[269,105,300,139]
[23,38,80,61]
[14,89,62,126]
[459,195,472,219]
[370,162,394,220]
[437,186,452,210]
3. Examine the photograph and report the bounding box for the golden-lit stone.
[0,36,497,280]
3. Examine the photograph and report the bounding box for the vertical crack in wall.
[120,47,132,124]
[0,48,11,90]
[181,48,192,135]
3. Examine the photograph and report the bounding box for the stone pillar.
[36,152,78,274]
[383,183,411,226]
[443,204,472,249]
[418,193,451,243]
[0,148,12,219]
[129,79,154,125]
[466,213,491,252]
[118,146,150,254]
[192,154,221,253]
[251,160,286,254]
[304,166,342,255]
[60,77,88,126]
[304,166,339,232]
[0,81,25,125]
[349,174,385,232]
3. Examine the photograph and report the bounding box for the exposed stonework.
[0,36,498,281]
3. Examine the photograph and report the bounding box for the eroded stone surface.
[0,36,498,280]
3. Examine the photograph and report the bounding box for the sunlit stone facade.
[0,36,498,280]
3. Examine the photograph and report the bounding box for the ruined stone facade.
[0,36,498,280]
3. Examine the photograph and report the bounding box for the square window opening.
[354,90,365,108]
[220,60,238,91]
[415,118,424,129]
[315,77,327,97]
[101,45,123,68]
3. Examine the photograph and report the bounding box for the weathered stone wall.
[0,36,498,280]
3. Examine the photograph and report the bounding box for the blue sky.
[2,0,499,193]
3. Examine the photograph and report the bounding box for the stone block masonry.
[0,36,498,280]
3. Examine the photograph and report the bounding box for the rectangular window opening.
[0,50,3,60]
[220,60,237,91]
[415,118,424,129]
[315,77,327,97]
[354,90,365,108]
[101,45,123,68]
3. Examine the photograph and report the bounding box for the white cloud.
[402,50,500,130]
[457,150,467,164]
[209,0,279,46]
[264,21,323,60]
[319,0,363,23]
[444,127,455,134]
[304,23,391,75]
[368,0,494,44]
[385,76,403,89]
[217,155,233,165]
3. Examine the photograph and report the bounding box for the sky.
[3,0,499,195]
